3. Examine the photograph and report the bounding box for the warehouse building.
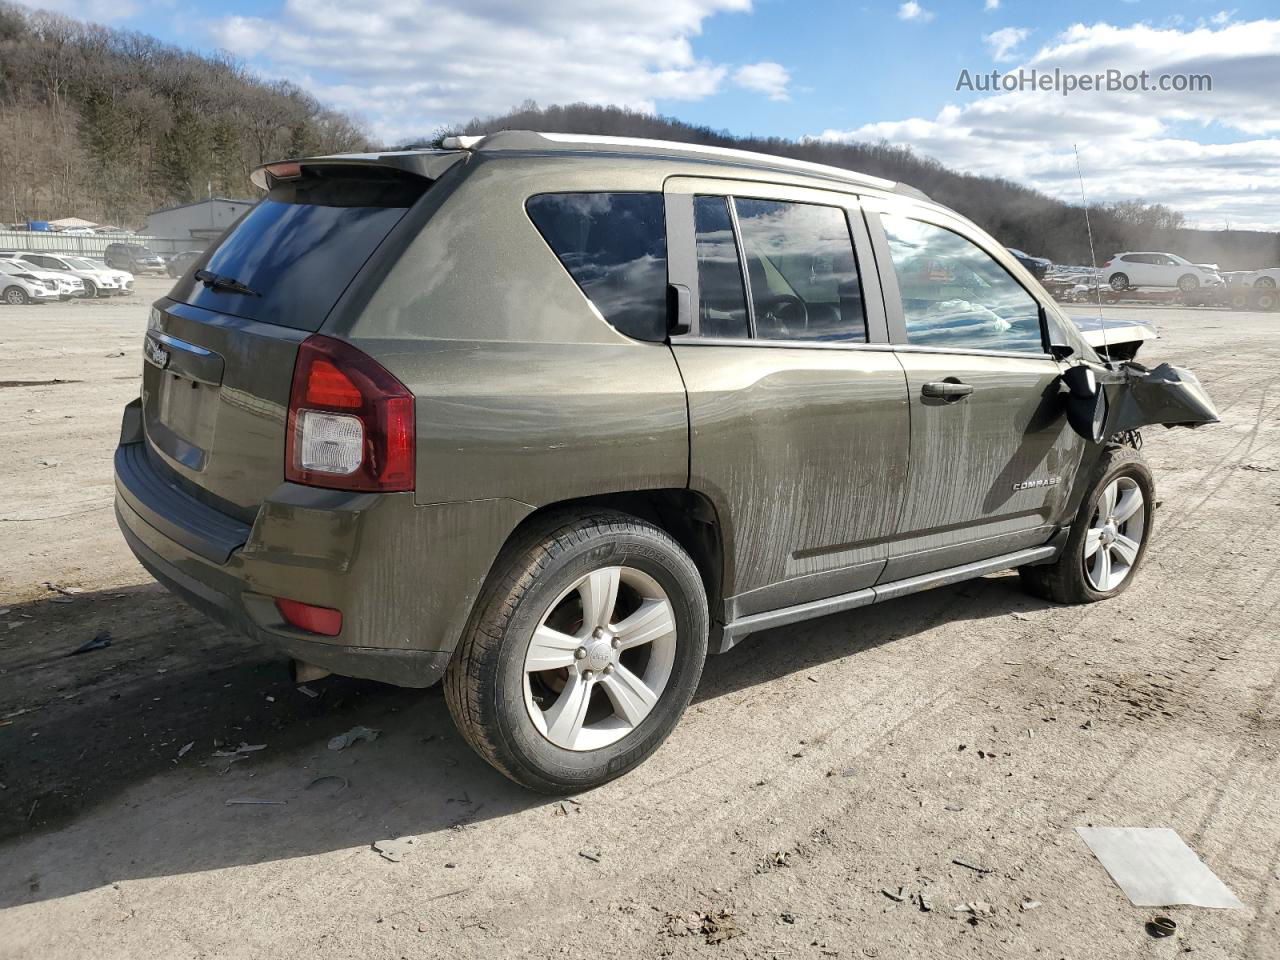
[144,198,253,249]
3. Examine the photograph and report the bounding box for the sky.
[29,0,1280,230]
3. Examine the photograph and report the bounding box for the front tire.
[3,286,29,305]
[445,511,708,792]
[1254,276,1276,289]
[82,281,98,298]
[1020,446,1154,604]
[1109,273,1129,292]
[1177,274,1200,292]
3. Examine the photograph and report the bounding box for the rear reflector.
[275,597,343,636]
[286,335,415,492]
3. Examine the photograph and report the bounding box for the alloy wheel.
[523,565,677,752]
[1083,476,1146,591]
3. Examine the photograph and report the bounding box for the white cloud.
[897,2,934,23]
[984,0,999,10]
[984,26,1030,62]
[732,61,790,100]
[211,0,757,143]
[812,18,1280,229]
[18,0,141,20]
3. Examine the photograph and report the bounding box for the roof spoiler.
[250,150,467,190]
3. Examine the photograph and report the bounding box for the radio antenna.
[1074,143,1110,360]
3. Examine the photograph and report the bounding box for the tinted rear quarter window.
[526,192,668,342]
[176,167,427,331]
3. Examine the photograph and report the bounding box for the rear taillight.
[1101,259,1113,268]
[285,335,415,492]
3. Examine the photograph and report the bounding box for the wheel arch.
[477,488,728,652]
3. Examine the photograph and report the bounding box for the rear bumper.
[114,402,533,687]
[115,493,452,687]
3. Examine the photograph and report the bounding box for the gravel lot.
[1,285,1277,959]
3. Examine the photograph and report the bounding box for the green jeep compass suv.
[114,131,1216,791]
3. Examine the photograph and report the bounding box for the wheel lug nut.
[583,670,593,680]
[611,637,621,649]
[574,647,587,660]
[603,664,613,675]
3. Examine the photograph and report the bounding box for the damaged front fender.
[1061,361,1219,443]
[1102,362,1220,435]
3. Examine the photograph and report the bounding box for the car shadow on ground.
[0,573,1053,908]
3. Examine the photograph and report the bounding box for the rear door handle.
[922,380,974,401]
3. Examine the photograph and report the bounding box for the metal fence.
[0,231,192,258]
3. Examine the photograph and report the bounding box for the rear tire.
[1019,446,1154,604]
[1109,273,1129,292]
[3,286,29,305]
[1254,288,1279,311]
[444,511,708,793]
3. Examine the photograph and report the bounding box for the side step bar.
[718,544,1058,651]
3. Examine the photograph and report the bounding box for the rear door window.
[881,215,1044,353]
[177,167,427,331]
[733,198,867,342]
[526,192,668,342]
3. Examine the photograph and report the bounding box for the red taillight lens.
[1102,259,1113,268]
[275,597,343,636]
[285,335,415,492]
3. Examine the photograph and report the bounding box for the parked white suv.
[0,257,83,299]
[0,259,59,304]
[1103,252,1222,293]
[3,252,133,298]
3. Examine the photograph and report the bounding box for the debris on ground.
[578,850,601,863]
[212,742,267,757]
[780,912,796,924]
[37,458,61,468]
[1076,827,1243,908]
[66,631,112,656]
[700,910,742,944]
[305,775,348,795]
[918,893,933,912]
[1020,899,1042,912]
[952,858,995,875]
[225,798,287,806]
[1146,916,1178,938]
[881,886,907,902]
[177,742,194,758]
[44,581,83,595]
[296,685,319,698]
[952,901,994,917]
[373,836,417,863]
[327,725,380,751]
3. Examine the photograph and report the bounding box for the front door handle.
[922,380,974,401]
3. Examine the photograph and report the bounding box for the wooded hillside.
[1,2,1273,269]
[0,2,369,228]
[451,102,1280,271]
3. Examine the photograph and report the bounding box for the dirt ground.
[1,283,1278,959]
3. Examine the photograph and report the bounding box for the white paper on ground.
[1075,827,1243,909]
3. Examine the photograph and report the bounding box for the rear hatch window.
[174,166,427,331]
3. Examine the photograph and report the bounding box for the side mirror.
[667,282,692,337]
[1049,342,1074,362]
[1061,364,1108,443]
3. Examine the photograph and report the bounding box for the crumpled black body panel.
[1104,362,1220,434]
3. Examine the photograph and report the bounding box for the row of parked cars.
[0,252,135,304]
